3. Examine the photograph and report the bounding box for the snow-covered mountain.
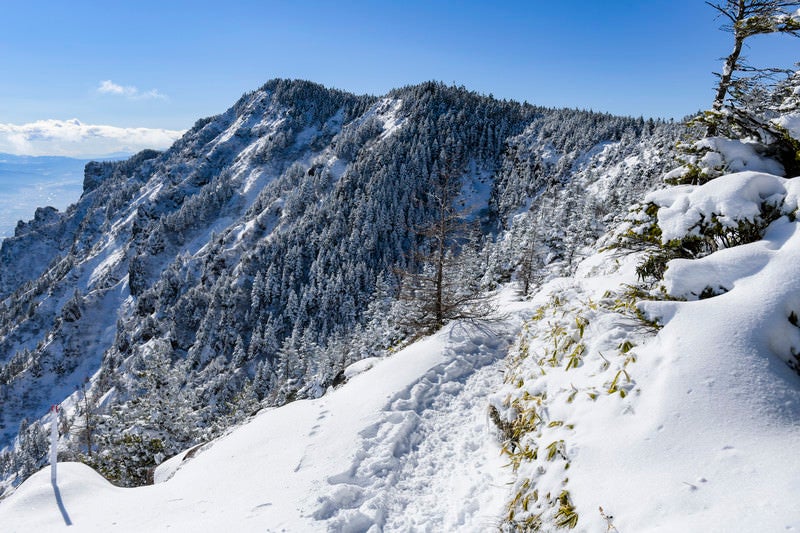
[0,80,681,489]
[3,74,798,531]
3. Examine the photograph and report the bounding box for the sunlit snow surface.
[0,290,527,532]
[490,171,800,531]
[0,154,87,237]
[2,169,800,531]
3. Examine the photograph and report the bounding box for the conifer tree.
[707,1,800,132]
[71,379,97,457]
[397,162,493,334]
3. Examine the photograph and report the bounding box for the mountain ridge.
[0,78,682,492]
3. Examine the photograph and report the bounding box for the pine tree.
[706,1,800,132]
[396,162,494,334]
[71,378,98,457]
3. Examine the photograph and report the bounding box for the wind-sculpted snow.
[492,232,800,531]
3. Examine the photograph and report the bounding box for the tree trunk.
[708,0,746,136]
[713,33,744,113]
[434,214,445,330]
[84,398,92,457]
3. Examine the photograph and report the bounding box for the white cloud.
[0,119,185,158]
[97,80,128,95]
[97,80,167,100]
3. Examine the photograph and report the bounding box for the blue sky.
[1,0,798,156]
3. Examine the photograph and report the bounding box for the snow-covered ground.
[490,170,800,532]
[2,153,800,530]
[4,170,800,530]
[0,289,531,532]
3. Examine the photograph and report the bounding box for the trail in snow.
[381,357,511,532]
[316,320,518,532]
[0,289,531,532]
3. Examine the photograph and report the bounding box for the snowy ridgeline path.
[0,289,529,532]
[316,321,516,532]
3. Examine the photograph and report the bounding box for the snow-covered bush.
[615,171,797,281]
[665,136,785,185]
[682,71,800,184]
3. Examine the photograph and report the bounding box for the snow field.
[2,90,800,532]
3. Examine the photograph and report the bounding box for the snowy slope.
[492,171,800,531]
[3,171,800,531]
[0,79,679,493]
[4,75,797,532]
[0,290,530,532]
